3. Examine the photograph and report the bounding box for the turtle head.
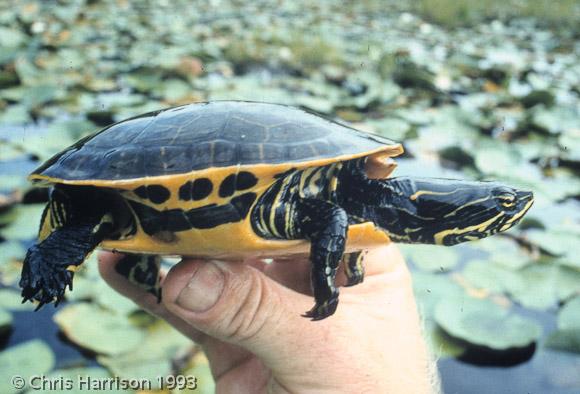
[371,177,534,246]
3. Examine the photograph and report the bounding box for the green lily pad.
[161,79,194,102]
[559,129,580,162]
[295,95,334,114]
[473,236,532,270]
[0,340,55,394]
[411,271,465,317]
[0,255,23,287]
[474,143,522,176]
[0,175,29,195]
[368,117,411,142]
[64,253,138,315]
[527,229,580,258]
[505,263,560,310]
[401,244,459,273]
[0,204,44,240]
[555,265,580,301]
[42,367,127,394]
[0,288,34,311]
[54,303,145,356]
[425,324,468,359]
[558,297,580,330]
[412,106,479,154]
[98,321,193,388]
[46,119,97,141]
[0,240,25,263]
[434,296,542,350]
[0,104,30,124]
[177,352,216,394]
[94,280,141,316]
[545,329,580,354]
[23,129,76,162]
[464,260,561,310]
[462,260,518,294]
[0,308,12,335]
[532,105,580,135]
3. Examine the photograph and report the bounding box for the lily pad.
[473,236,532,270]
[558,297,580,330]
[368,117,411,142]
[0,288,35,311]
[98,321,193,388]
[504,264,560,310]
[54,303,145,356]
[464,260,561,310]
[401,244,460,273]
[412,271,465,317]
[559,130,580,162]
[0,308,12,335]
[555,265,580,301]
[462,259,518,294]
[434,296,542,350]
[0,340,55,394]
[532,105,580,135]
[527,229,580,258]
[546,330,580,354]
[43,367,126,394]
[0,240,25,263]
[0,204,44,240]
[177,352,216,394]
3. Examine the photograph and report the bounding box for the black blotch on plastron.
[179,178,213,201]
[147,185,171,204]
[129,193,257,235]
[134,185,170,204]
[178,181,194,201]
[192,178,213,200]
[230,192,257,218]
[236,172,258,190]
[134,185,148,199]
[219,174,236,198]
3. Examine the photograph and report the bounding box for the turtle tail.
[20,211,113,310]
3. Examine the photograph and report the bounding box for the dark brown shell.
[33,101,399,181]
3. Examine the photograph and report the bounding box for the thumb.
[162,259,320,368]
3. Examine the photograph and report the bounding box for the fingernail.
[177,262,225,312]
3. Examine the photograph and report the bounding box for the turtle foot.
[19,245,74,310]
[302,296,339,321]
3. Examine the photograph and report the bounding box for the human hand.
[99,245,435,393]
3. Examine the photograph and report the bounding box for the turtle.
[20,101,534,320]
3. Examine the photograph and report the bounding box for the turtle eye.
[497,193,516,209]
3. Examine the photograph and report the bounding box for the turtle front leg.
[297,199,348,321]
[20,213,113,309]
[115,254,162,302]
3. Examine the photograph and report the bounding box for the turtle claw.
[19,245,73,309]
[302,296,339,321]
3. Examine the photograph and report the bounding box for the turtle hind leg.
[343,251,366,287]
[20,215,113,309]
[115,254,162,302]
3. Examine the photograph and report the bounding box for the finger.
[160,258,339,373]
[262,257,312,295]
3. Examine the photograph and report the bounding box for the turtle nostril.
[516,190,534,201]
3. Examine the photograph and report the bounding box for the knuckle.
[222,271,279,343]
